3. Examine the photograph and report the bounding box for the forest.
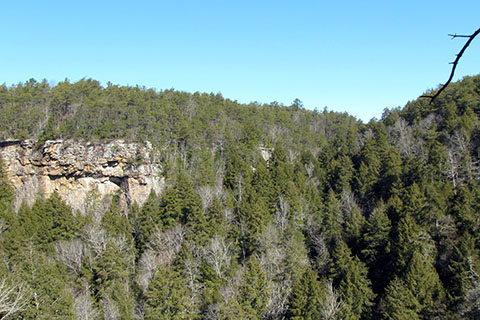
[0,75,480,319]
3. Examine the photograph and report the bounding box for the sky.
[1,1,479,122]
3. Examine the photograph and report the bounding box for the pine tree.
[270,143,294,200]
[447,233,480,309]
[392,214,422,274]
[237,183,270,257]
[360,201,392,292]
[342,197,366,251]
[360,201,391,264]
[327,154,354,194]
[134,191,162,255]
[14,247,76,319]
[101,193,132,238]
[239,255,269,319]
[287,267,322,320]
[404,250,446,318]
[38,192,80,244]
[204,196,226,238]
[252,157,274,211]
[159,185,183,229]
[319,189,343,240]
[378,146,403,201]
[9,193,81,253]
[144,265,189,320]
[381,276,420,320]
[92,241,133,304]
[353,138,381,208]
[330,240,375,320]
[450,184,480,236]
[224,145,251,192]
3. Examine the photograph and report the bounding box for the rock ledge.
[0,139,164,212]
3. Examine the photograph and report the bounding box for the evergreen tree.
[224,145,251,192]
[287,267,322,320]
[237,183,270,257]
[251,156,274,211]
[330,240,375,320]
[36,192,80,245]
[392,214,423,274]
[204,196,226,238]
[381,276,420,320]
[270,143,294,199]
[342,196,366,251]
[360,201,391,264]
[404,250,446,318]
[360,201,392,292]
[319,189,343,240]
[150,172,206,244]
[134,191,162,255]
[101,193,132,238]
[144,265,189,320]
[92,241,133,310]
[14,248,76,319]
[353,138,381,208]
[239,255,269,319]
[327,154,354,194]
[5,193,81,254]
[378,146,402,201]
[447,233,480,309]
[450,184,480,236]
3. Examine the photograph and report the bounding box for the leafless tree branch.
[422,27,480,104]
[0,279,27,319]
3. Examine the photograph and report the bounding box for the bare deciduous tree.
[136,224,186,292]
[203,235,232,278]
[258,223,285,278]
[148,224,185,266]
[81,224,108,256]
[310,233,330,274]
[83,189,107,220]
[183,243,204,315]
[264,280,292,320]
[73,290,99,320]
[257,223,294,319]
[101,297,120,320]
[55,239,85,276]
[274,195,290,233]
[136,249,158,292]
[445,130,480,193]
[459,257,480,318]
[197,185,219,212]
[340,189,358,216]
[320,280,343,320]
[0,279,27,319]
[388,118,416,156]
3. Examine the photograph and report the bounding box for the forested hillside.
[0,75,480,319]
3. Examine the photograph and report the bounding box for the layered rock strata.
[0,139,164,212]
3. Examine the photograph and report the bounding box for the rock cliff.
[0,139,164,212]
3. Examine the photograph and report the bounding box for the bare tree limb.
[0,279,27,319]
[448,34,472,38]
[422,27,480,104]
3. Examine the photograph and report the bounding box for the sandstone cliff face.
[0,139,164,212]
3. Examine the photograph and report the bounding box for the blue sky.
[1,1,479,121]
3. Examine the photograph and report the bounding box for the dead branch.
[422,27,480,104]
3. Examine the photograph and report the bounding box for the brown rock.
[0,139,165,212]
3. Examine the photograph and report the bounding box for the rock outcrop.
[0,139,164,212]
